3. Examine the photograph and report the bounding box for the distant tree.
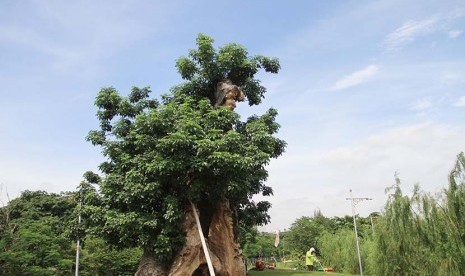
[0,185,11,234]
[331,215,354,230]
[242,231,280,259]
[285,213,334,255]
[83,34,284,275]
[0,191,76,275]
[0,189,145,276]
[318,228,360,274]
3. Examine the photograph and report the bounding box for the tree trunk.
[135,251,168,276]
[136,200,246,276]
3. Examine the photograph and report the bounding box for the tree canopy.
[0,191,76,275]
[0,190,141,275]
[82,34,285,265]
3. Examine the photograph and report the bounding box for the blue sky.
[1,0,464,232]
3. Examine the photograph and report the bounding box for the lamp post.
[346,189,372,276]
[75,199,81,276]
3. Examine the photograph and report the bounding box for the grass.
[248,269,347,276]
[246,260,350,276]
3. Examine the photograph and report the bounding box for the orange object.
[255,259,265,271]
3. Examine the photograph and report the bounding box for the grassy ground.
[248,269,346,276]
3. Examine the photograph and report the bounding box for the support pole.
[351,194,363,276]
[190,201,216,276]
[75,239,80,276]
[346,189,372,276]
[75,200,81,276]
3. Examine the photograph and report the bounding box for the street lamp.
[346,189,372,276]
[75,196,82,276]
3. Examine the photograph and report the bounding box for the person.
[305,247,317,271]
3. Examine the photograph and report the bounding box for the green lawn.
[248,269,347,276]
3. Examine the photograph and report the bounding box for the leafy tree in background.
[242,231,280,259]
[83,34,284,273]
[318,227,363,274]
[284,211,335,255]
[0,191,76,275]
[0,190,142,276]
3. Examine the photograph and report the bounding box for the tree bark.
[135,251,168,276]
[136,200,245,276]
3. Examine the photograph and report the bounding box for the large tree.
[82,34,285,275]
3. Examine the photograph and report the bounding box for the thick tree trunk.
[136,200,245,276]
[135,252,168,276]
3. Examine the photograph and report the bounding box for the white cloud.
[454,96,465,107]
[331,65,379,91]
[410,98,433,111]
[384,17,439,52]
[448,29,463,38]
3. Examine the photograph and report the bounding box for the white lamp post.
[346,189,372,276]
[75,191,82,276]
